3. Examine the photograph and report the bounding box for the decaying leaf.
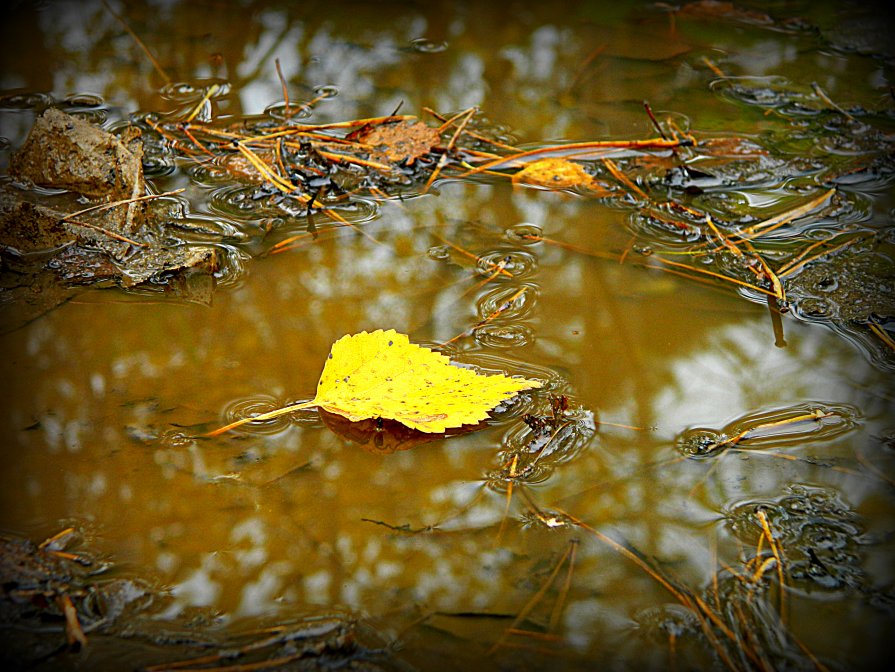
[349,120,441,165]
[207,329,541,437]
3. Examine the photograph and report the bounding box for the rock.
[9,108,145,233]
[1,109,223,328]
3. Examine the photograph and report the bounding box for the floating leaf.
[511,157,611,195]
[207,329,541,436]
[512,157,592,188]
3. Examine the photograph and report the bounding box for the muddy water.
[2,1,894,670]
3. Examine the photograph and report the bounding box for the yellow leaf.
[512,157,596,190]
[207,329,541,436]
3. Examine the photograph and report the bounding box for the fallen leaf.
[512,157,610,195]
[207,329,541,436]
[349,120,441,165]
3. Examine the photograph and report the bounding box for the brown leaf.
[350,120,441,165]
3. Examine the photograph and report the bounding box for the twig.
[275,58,290,117]
[102,0,171,85]
[61,188,186,222]
[64,219,149,247]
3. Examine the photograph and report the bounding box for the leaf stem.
[204,400,317,437]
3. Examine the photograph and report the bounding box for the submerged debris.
[0,528,148,660]
[1,109,221,331]
[0,529,393,671]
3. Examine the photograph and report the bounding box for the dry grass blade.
[275,57,290,117]
[183,83,222,123]
[732,188,835,241]
[61,189,186,222]
[496,455,518,546]
[811,82,855,122]
[557,510,813,671]
[649,256,778,297]
[709,410,833,451]
[234,142,295,193]
[423,107,478,193]
[488,540,577,655]
[704,214,743,256]
[776,235,861,279]
[63,219,149,247]
[458,138,690,177]
[755,510,786,624]
[868,319,895,352]
[601,157,649,200]
[430,234,513,278]
[440,286,528,346]
[423,106,519,152]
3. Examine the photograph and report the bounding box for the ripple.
[407,37,448,53]
[676,402,860,458]
[221,395,316,435]
[209,185,283,219]
[62,92,105,108]
[504,223,543,244]
[426,244,451,261]
[159,81,199,100]
[490,400,597,487]
[723,484,866,594]
[676,428,728,459]
[629,210,705,245]
[473,323,533,348]
[476,283,539,322]
[160,80,231,102]
[265,101,314,121]
[0,91,56,110]
[711,75,808,111]
[476,250,537,278]
[313,85,340,99]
